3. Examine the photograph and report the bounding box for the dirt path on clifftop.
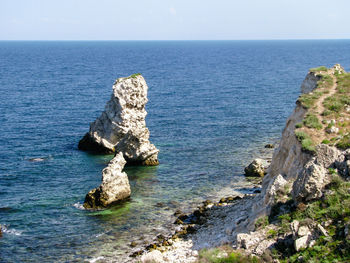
[314,70,337,116]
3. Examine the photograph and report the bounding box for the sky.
[1,0,350,40]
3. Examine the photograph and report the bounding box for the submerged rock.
[83,152,131,209]
[78,74,159,166]
[244,158,269,177]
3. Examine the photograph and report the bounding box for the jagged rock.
[244,159,268,177]
[292,161,328,202]
[79,74,159,165]
[294,234,312,251]
[315,144,342,168]
[301,71,322,94]
[83,152,131,209]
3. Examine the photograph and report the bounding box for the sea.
[0,40,350,262]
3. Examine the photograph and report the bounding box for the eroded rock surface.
[79,74,159,165]
[84,152,131,209]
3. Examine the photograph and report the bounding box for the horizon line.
[1,38,350,42]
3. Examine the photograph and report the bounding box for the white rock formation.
[79,74,159,166]
[84,152,131,209]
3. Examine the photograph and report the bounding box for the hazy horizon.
[1,0,350,41]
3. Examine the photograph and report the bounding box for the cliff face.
[236,64,350,257]
[79,74,159,166]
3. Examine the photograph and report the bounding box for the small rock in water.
[244,158,268,177]
[264,143,274,148]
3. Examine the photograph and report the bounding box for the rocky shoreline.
[129,146,275,262]
[134,65,350,262]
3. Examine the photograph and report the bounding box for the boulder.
[79,74,159,165]
[244,159,268,177]
[84,152,131,209]
[292,161,328,202]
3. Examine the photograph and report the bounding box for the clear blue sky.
[1,0,349,40]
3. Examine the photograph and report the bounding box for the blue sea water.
[0,40,350,262]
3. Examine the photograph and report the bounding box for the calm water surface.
[0,40,350,262]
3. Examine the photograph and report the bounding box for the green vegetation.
[309,66,328,73]
[323,96,346,113]
[255,216,269,230]
[267,229,277,238]
[336,133,350,149]
[274,176,350,263]
[337,72,350,94]
[130,73,141,79]
[298,91,323,109]
[321,139,330,144]
[295,122,303,128]
[322,73,350,116]
[318,74,334,89]
[295,131,316,153]
[303,114,323,130]
[198,248,261,263]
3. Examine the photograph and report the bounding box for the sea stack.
[79,74,159,166]
[84,152,131,209]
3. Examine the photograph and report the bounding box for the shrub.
[298,92,323,109]
[295,131,309,142]
[255,216,269,230]
[303,114,323,130]
[336,134,350,149]
[321,139,330,144]
[267,229,277,238]
[301,138,316,153]
[295,122,303,128]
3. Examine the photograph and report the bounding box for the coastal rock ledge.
[84,152,131,209]
[78,74,159,166]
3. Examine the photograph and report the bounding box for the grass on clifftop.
[295,131,316,153]
[129,73,141,79]
[303,114,323,130]
[309,66,328,73]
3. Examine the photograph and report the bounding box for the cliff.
[136,65,350,262]
[235,64,350,261]
[79,74,159,166]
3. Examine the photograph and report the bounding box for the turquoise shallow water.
[1,40,350,262]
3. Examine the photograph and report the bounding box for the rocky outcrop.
[300,71,321,94]
[244,159,269,177]
[84,152,131,209]
[79,74,159,166]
